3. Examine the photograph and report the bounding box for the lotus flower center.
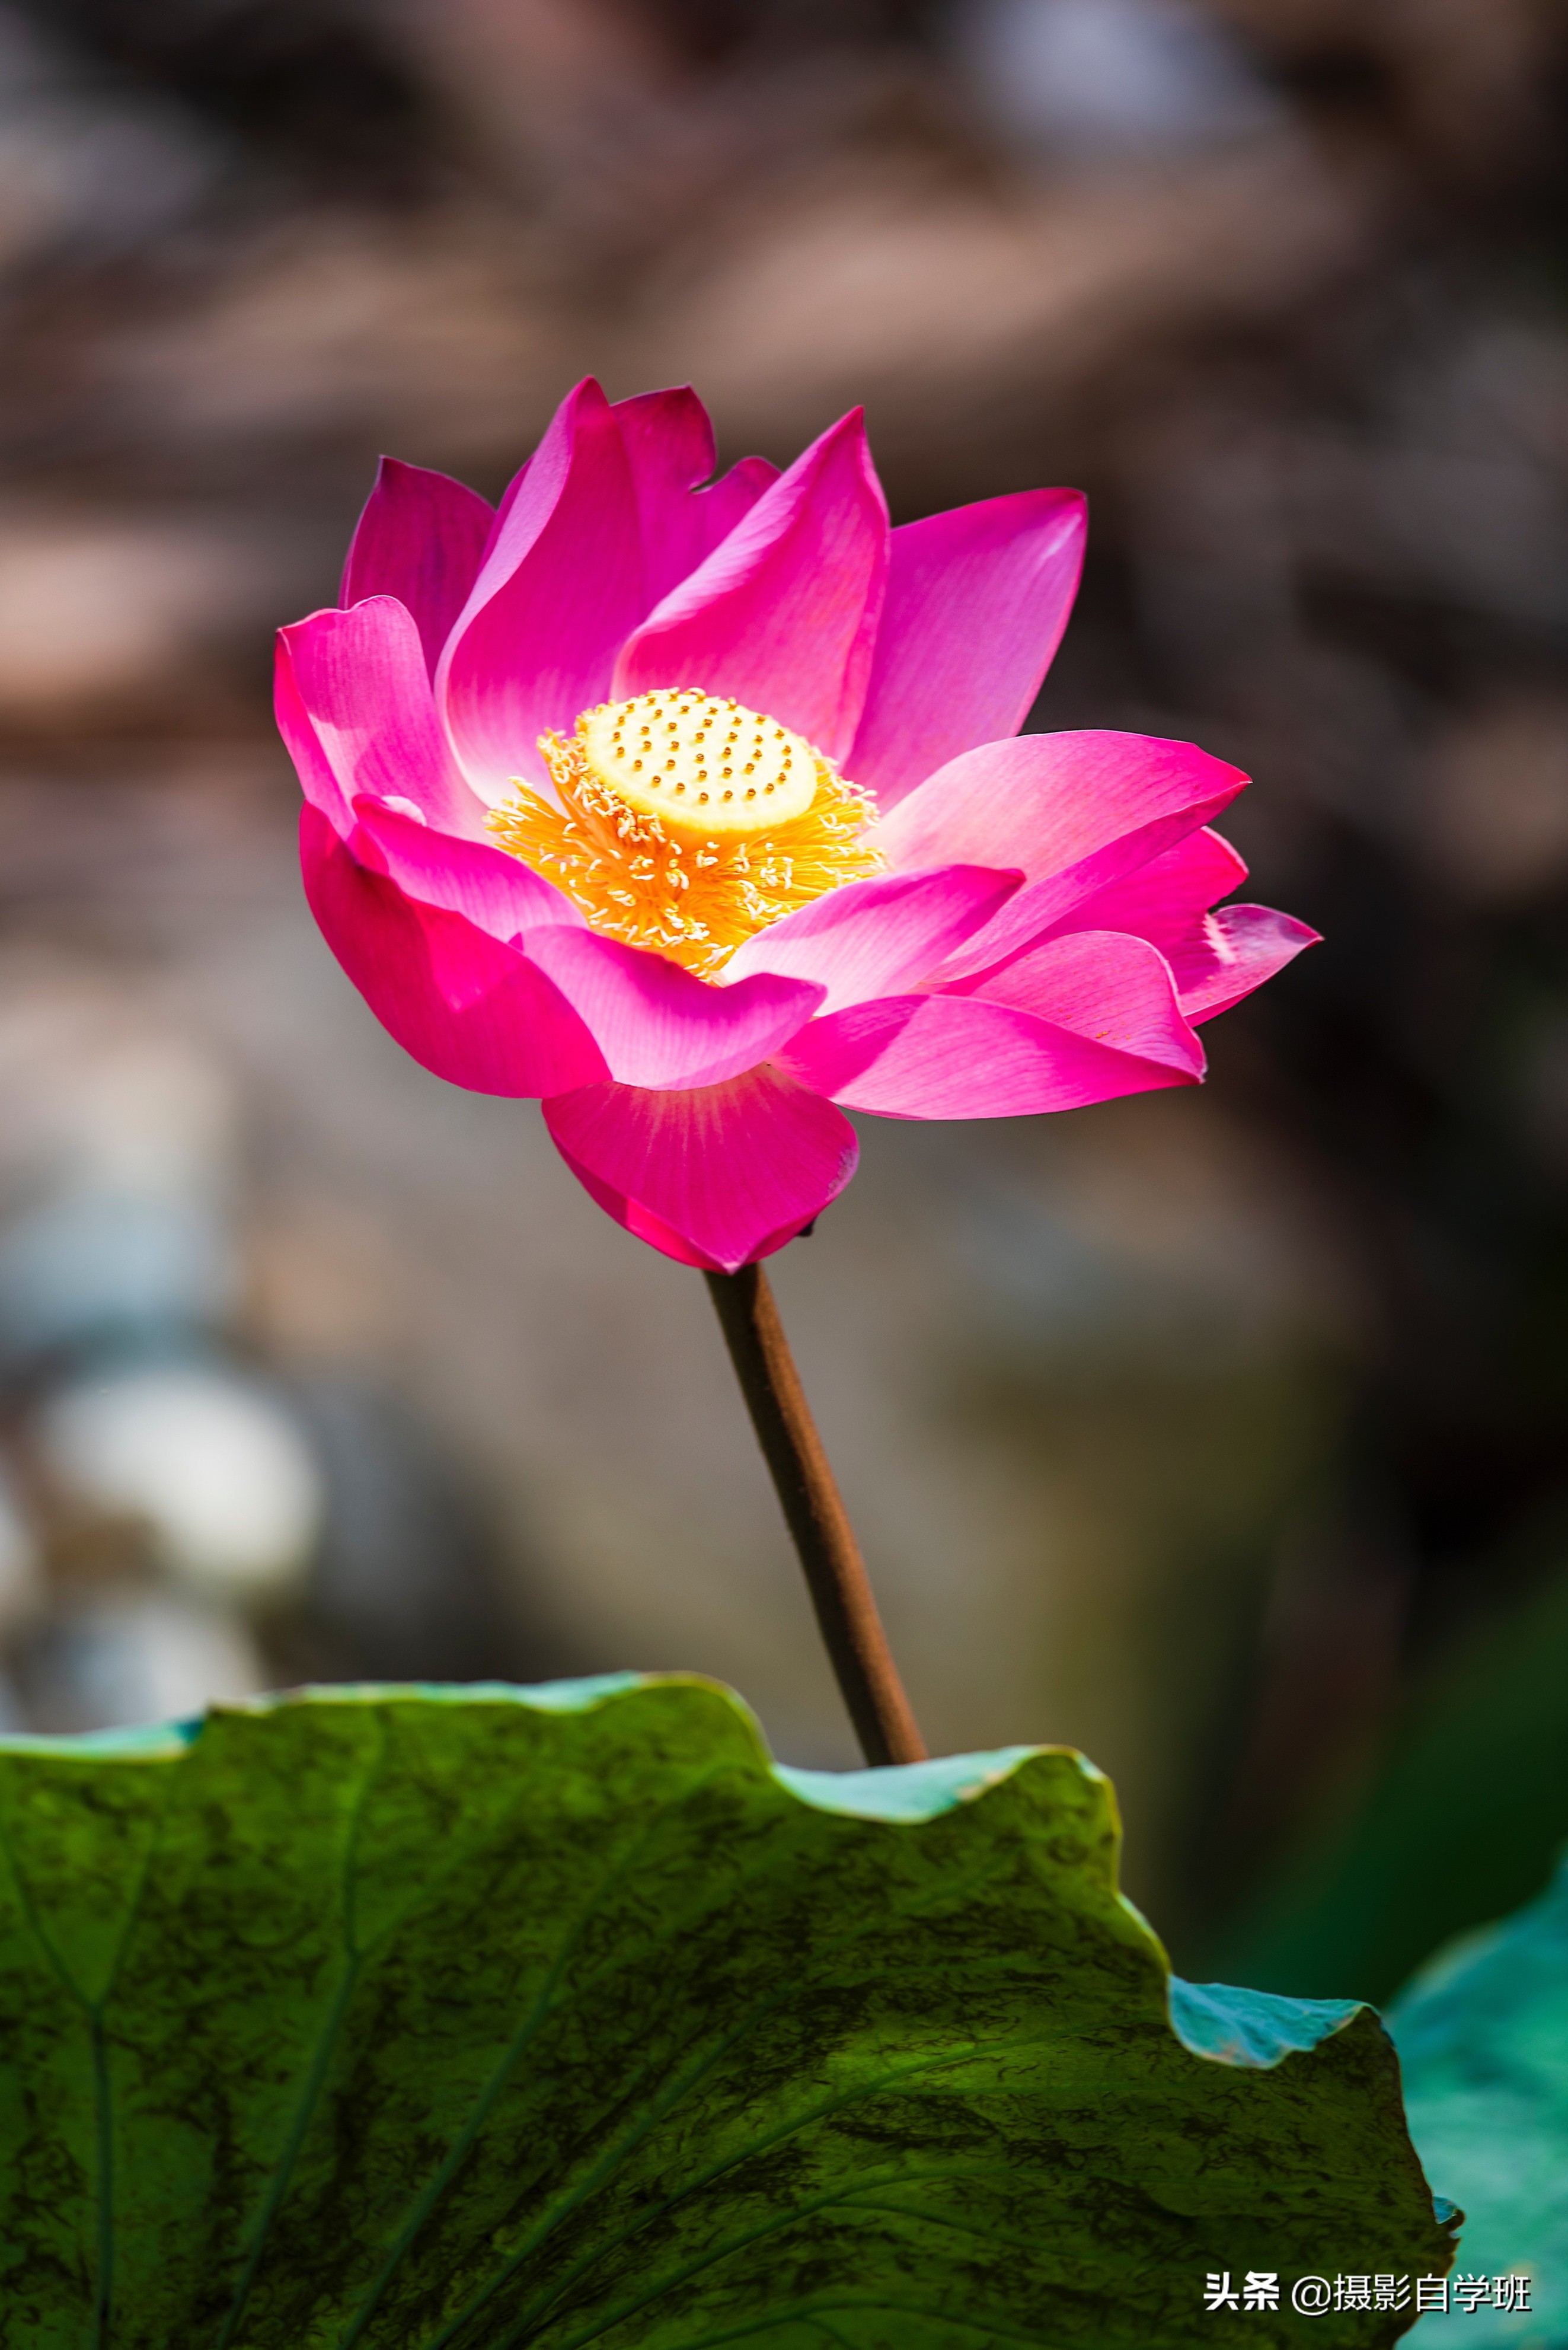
[486,688,883,979]
[580,691,821,833]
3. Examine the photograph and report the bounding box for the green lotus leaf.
[1389,1851,1568,2345]
[0,1676,1455,2346]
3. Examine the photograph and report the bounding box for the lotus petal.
[545,1064,858,1270]
[339,457,494,680]
[850,489,1086,809]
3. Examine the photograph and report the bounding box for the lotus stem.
[704,1264,928,1768]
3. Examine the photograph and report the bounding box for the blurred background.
[0,0,1564,2002]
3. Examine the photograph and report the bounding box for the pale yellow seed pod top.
[578,690,821,839]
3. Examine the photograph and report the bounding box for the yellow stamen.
[486,688,883,978]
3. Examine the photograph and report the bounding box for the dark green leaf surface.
[0,1677,1454,2347]
[1390,1853,1568,2345]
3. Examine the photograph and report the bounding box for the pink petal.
[777,939,1202,1117]
[544,1064,858,1271]
[352,802,842,1079]
[277,598,488,841]
[947,929,1206,1075]
[521,927,823,1091]
[877,729,1247,891]
[723,865,1023,1016]
[883,731,1249,984]
[437,378,646,799]
[613,385,780,607]
[349,796,584,939]
[301,806,605,1098]
[1052,824,1250,943]
[276,627,353,833]
[339,458,494,681]
[1179,904,1321,1023]
[613,409,889,763]
[1036,829,1318,1021]
[848,489,1087,810]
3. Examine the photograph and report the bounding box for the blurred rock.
[0,1468,42,1632]
[11,1590,265,1731]
[951,0,1283,162]
[34,1359,322,1605]
[0,977,239,1366]
[0,1190,233,1374]
[288,1373,555,1685]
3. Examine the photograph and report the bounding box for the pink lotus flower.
[277,380,1315,1273]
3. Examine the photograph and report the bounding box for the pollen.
[485,687,883,978]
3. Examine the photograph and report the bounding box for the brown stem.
[704,1264,928,1768]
